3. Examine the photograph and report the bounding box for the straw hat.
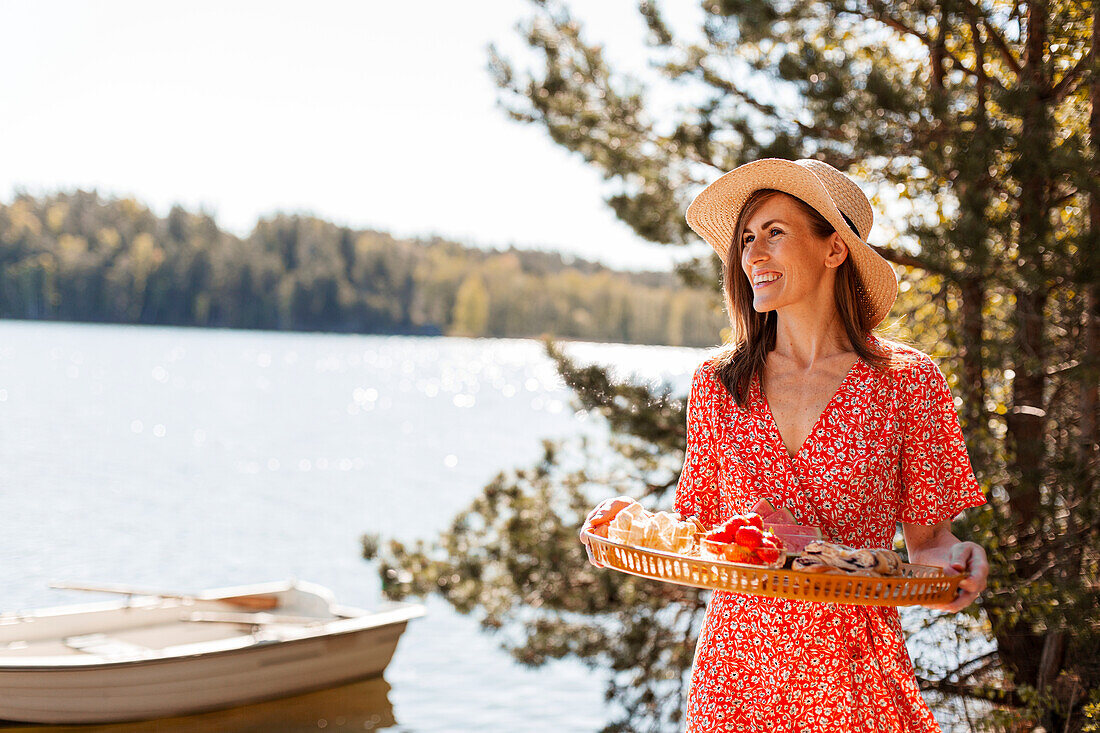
[685,157,898,328]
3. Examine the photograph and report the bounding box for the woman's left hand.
[926,541,989,613]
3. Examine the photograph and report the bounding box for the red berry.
[705,527,731,543]
[726,516,750,531]
[735,526,765,549]
[743,512,764,531]
[759,533,783,550]
[756,546,781,563]
[707,515,745,543]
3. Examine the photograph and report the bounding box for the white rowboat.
[0,579,424,724]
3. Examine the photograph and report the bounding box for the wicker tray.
[583,531,964,607]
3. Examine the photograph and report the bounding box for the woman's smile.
[752,272,783,289]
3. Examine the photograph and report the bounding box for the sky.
[1,1,718,272]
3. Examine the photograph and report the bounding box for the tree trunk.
[958,277,986,455]
[1082,0,1100,468]
[994,0,1055,690]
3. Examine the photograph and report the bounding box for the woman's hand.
[579,496,635,568]
[903,520,989,613]
[926,541,989,613]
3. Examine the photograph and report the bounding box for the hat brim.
[685,158,898,328]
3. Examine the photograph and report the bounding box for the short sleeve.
[897,354,986,524]
[674,362,722,529]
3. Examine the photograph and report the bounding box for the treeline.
[0,191,725,347]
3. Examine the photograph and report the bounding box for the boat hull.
[0,582,423,724]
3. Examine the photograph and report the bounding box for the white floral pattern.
[674,335,986,733]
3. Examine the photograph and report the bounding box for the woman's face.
[738,194,845,315]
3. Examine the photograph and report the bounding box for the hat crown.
[795,159,873,240]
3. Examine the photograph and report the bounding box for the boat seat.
[64,633,155,660]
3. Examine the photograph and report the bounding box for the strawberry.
[707,513,765,542]
[704,527,732,544]
[759,533,784,550]
[706,517,742,543]
[734,525,765,549]
[755,546,781,563]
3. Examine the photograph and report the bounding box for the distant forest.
[0,191,727,347]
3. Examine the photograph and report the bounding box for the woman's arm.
[902,520,989,613]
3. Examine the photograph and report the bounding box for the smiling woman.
[663,158,990,733]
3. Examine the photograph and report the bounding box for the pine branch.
[962,0,1024,77]
[638,0,674,47]
[967,7,991,121]
[681,54,850,148]
[941,649,1002,684]
[1051,47,1096,102]
[844,1,1010,93]
[915,675,1023,706]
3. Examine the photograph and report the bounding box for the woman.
[586,158,989,732]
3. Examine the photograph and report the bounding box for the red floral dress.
[674,335,986,733]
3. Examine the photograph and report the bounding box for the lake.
[0,321,706,732]
[0,321,982,732]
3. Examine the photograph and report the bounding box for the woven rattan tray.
[583,531,964,607]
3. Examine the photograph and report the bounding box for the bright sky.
[1,1,718,272]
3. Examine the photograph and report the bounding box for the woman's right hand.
[579,496,635,568]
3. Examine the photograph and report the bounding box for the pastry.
[794,541,903,577]
[586,496,639,538]
[606,502,651,544]
[599,500,703,555]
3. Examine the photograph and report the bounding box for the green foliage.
[0,191,726,346]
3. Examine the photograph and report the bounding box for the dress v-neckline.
[755,357,863,463]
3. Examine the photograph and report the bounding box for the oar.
[48,581,280,610]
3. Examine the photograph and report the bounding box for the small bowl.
[700,538,786,568]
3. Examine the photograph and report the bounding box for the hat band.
[838,211,861,239]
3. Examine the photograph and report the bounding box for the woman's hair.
[710,189,898,408]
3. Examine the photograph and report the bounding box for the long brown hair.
[711,189,899,408]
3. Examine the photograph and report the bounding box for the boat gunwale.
[0,595,425,671]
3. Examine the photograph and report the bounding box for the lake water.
[0,322,705,732]
[0,322,983,732]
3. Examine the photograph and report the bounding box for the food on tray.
[585,496,639,538]
[586,499,901,578]
[605,502,651,544]
[751,498,797,525]
[793,540,903,577]
[704,512,763,542]
[701,513,786,568]
[748,499,824,552]
[762,523,824,553]
[592,498,705,555]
